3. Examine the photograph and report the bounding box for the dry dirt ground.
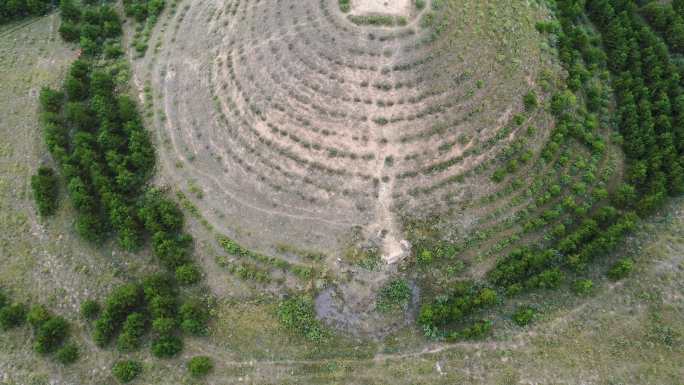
[0,3,682,385]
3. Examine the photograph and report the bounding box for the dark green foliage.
[376,279,412,313]
[0,0,53,24]
[55,343,79,365]
[179,300,209,336]
[188,356,213,378]
[338,0,350,13]
[39,87,64,113]
[512,306,535,326]
[80,300,100,319]
[0,303,27,330]
[277,296,326,343]
[607,258,634,280]
[34,316,69,354]
[31,166,59,217]
[151,335,182,358]
[112,360,142,383]
[94,283,143,347]
[122,0,165,22]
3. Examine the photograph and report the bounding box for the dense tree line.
[0,0,52,25]
[419,0,684,336]
[640,0,684,54]
[39,60,201,280]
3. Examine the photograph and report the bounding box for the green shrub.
[512,306,535,326]
[175,263,201,285]
[31,166,59,217]
[338,0,350,13]
[0,303,27,330]
[188,356,213,378]
[34,316,69,354]
[415,0,426,10]
[55,343,79,365]
[523,91,538,111]
[151,317,176,334]
[117,312,146,351]
[80,299,100,319]
[179,300,209,336]
[0,290,7,309]
[27,304,51,329]
[112,360,142,383]
[417,249,433,265]
[151,335,182,358]
[277,296,326,343]
[376,279,412,313]
[607,258,634,280]
[573,279,594,296]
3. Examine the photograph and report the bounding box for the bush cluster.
[92,275,209,358]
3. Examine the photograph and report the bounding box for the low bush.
[376,279,412,313]
[151,335,182,358]
[31,166,59,217]
[188,356,213,378]
[112,360,142,383]
[573,279,594,296]
[512,306,535,326]
[607,258,634,281]
[80,299,100,319]
[55,343,79,365]
[27,304,51,329]
[34,316,69,354]
[0,303,27,330]
[277,296,326,343]
[179,300,209,336]
[175,263,201,285]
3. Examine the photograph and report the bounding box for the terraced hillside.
[145,0,558,265]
